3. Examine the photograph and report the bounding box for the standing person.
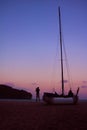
[68,88,73,97]
[35,87,40,102]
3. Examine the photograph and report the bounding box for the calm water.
[0,98,87,102]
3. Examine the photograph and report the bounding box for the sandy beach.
[0,100,87,130]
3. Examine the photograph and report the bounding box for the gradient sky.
[0,0,87,98]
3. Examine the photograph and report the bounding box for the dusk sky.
[0,0,87,98]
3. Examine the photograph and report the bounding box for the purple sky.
[0,0,87,98]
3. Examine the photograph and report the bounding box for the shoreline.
[0,98,87,102]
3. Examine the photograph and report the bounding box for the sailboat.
[43,7,79,104]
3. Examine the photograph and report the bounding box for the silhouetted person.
[68,89,73,97]
[35,87,40,102]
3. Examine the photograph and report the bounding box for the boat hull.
[43,92,78,105]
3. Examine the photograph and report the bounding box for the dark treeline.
[0,84,32,99]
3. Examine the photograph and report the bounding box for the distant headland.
[0,84,32,99]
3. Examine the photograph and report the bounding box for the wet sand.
[0,100,87,130]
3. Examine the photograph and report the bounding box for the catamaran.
[43,7,79,104]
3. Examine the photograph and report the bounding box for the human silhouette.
[68,89,73,97]
[35,87,40,102]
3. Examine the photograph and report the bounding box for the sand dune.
[0,100,87,130]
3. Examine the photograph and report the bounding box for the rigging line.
[50,41,60,91]
[62,36,74,89]
[59,13,73,89]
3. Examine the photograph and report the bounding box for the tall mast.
[58,7,64,96]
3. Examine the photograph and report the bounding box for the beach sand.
[0,100,87,130]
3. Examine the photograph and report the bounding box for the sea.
[0,98,87,102]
